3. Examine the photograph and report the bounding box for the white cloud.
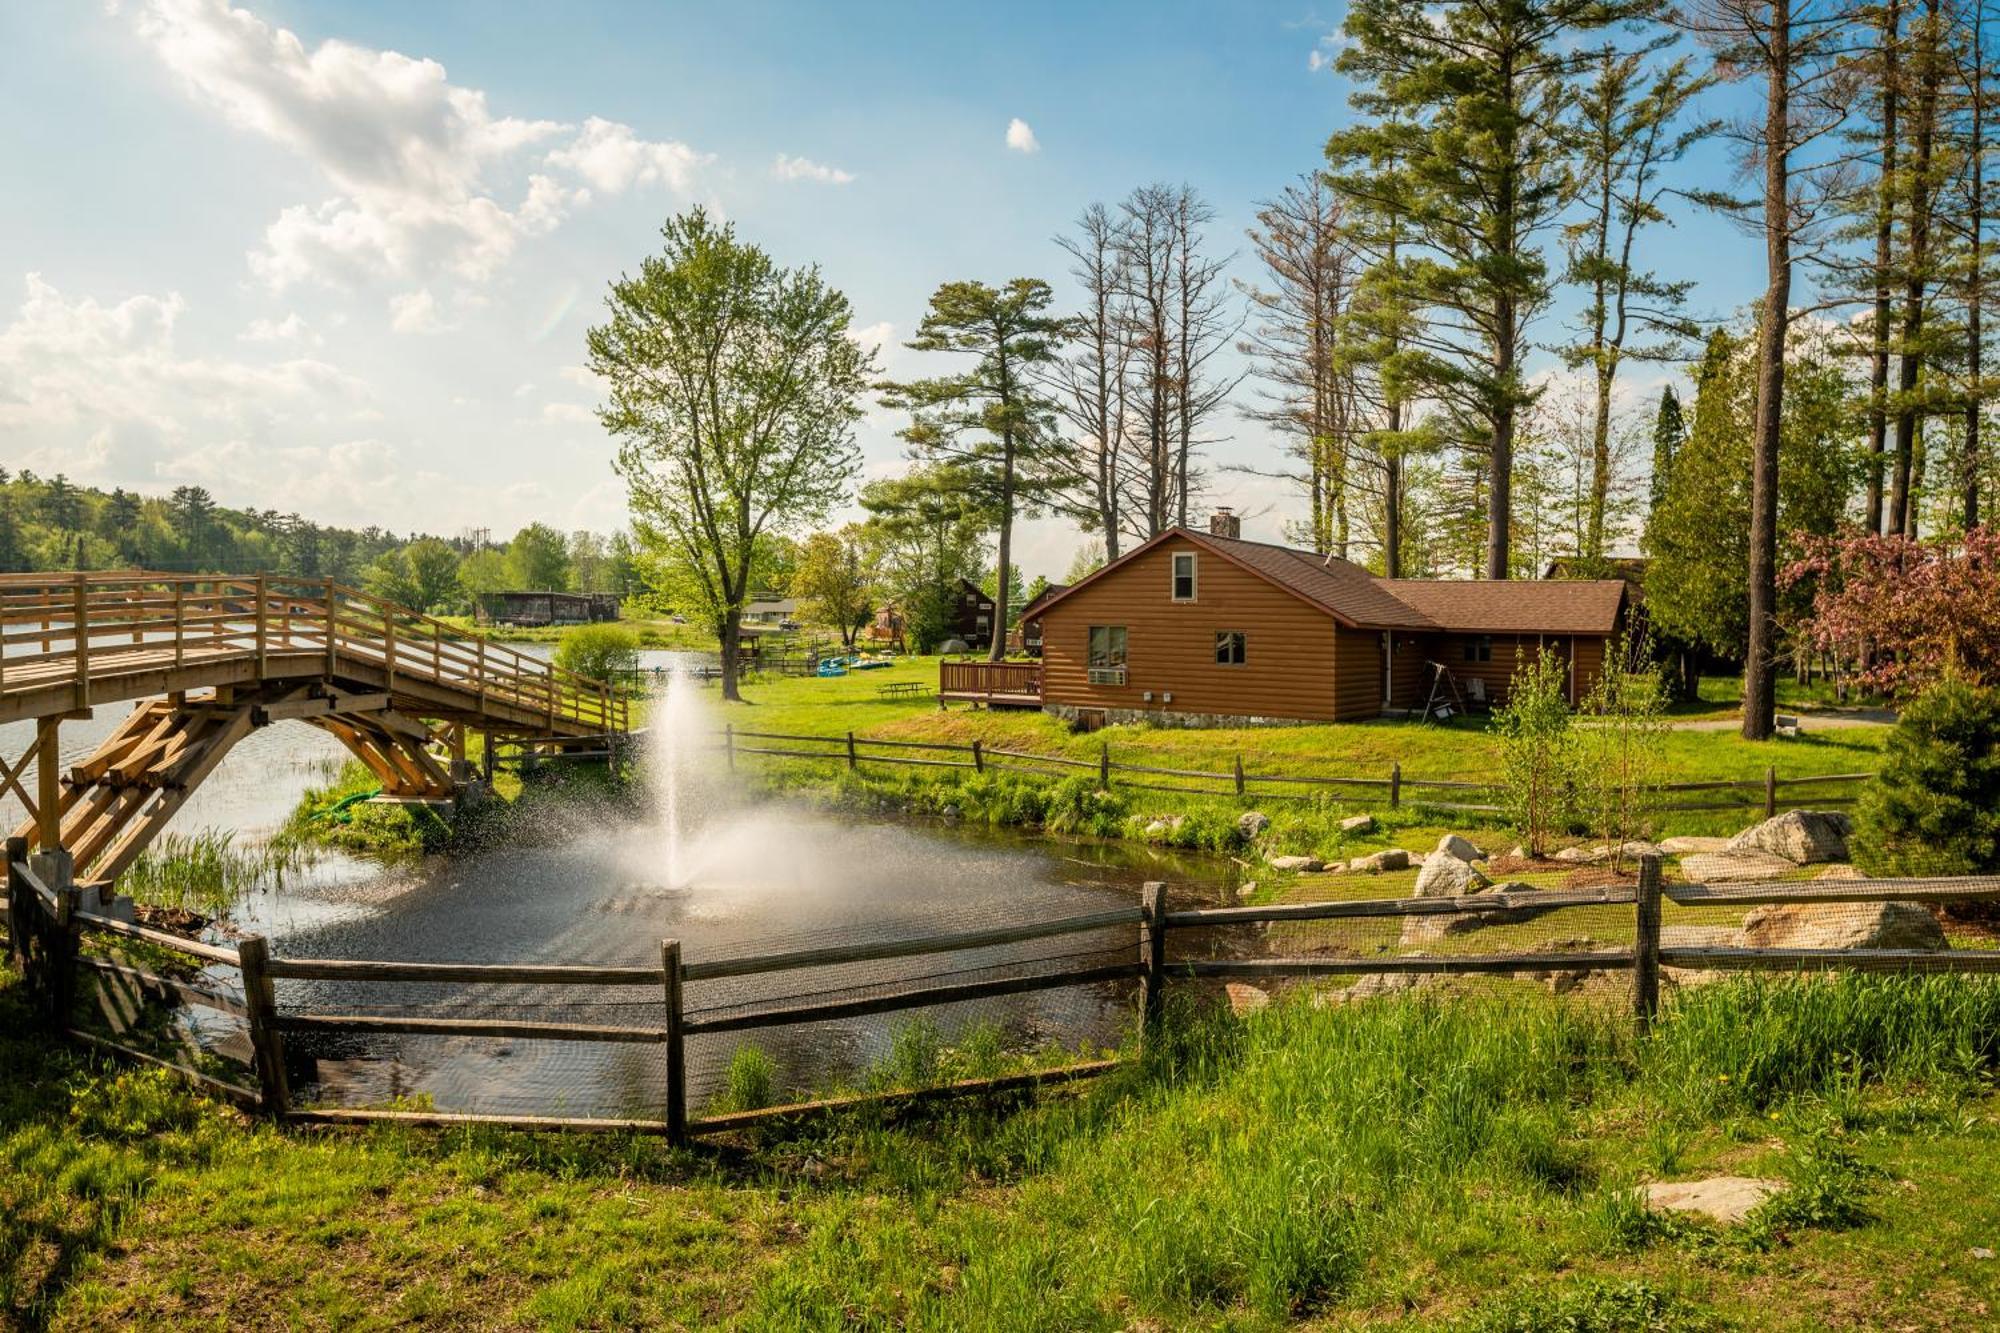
[771,153,854,185]
[557,364,601,388]
[539,401,595,425]
[239,311,315,344]
[546,116,711,194]
[388,287,450,334]
[1005,117,1040,154]
[131,2,704,291]
[0,273,364,483]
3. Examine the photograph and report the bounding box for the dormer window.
[1171,552,1197,602]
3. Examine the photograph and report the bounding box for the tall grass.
[116,829,317,916]
[752,972,2000,1328]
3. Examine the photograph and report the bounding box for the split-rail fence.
[10,838,1997,1143]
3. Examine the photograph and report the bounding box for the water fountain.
[647,662,711,890]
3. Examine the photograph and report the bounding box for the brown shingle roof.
[1207,536,1439,630]
[1027,526,1626,637]
[1376,578,1626,635]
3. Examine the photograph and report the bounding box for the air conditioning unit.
[1088,667,1127,686]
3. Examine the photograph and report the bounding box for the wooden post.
[725,723,736,773]
[4,836,28,973]
[50,882,80,1030]
[1138,882,1167,1046]
[323,577,338,677]
[480,730,496,784]
[1390,761,1402,810]
[384,612,397,694]
[238,935,290,1116]
[254,573,269,680]
[971,738,984,773]
[662,939,687,1145]
[35,718,60,852]
[72,574,89,710]
[1099,741,1111,789]
[1233,753,1245,797]
[846,730,858,770]
[1633,853,1663,1032]
[174,580,187,669]
[476,636,488,711]
[1764,765,1778,820]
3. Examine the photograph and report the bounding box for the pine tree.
[1332,0,1662,580]
[1649,384,1685,515]
[1644,329,1752,660]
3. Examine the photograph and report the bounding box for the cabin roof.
[1031,526,1626,637]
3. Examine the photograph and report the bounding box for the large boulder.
[1554,840,1664,865]
[1237,811,1272,840]
[1398,881,1552,946]
[1680,849,1800,884]
[1225,982,1271,1016]
[1269,854,1324,873]
[1327,966,1437,1005]
[1660,835,1729,855]
[1738,901,1947,951]
[1642,1177,1785,1226]
[1340,813,1377,836]
[1725,810,1852,865]
[1436,833,1483,863]
[1413,850,1491,898]
[1349,848,1410,873]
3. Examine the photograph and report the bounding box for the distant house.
[1013,511,1627,725]
[480,590,620,628]
[866,602,907,651]
[948,577,997,650]
[1015,583,1068,656]
[742,595,799,628]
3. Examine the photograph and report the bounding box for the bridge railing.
[0,572,626,733]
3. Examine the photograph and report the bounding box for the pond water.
[23,659,1240,1116]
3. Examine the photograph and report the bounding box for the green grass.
[10,965,2000,1329]
[703,657,1888,859]
[115,829,319,918]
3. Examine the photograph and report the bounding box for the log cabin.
[943,511,1629,724]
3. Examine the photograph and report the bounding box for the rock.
[1642,1177,1786,1226]
[1225,982,1271,1016]
[1436,833,1483,863]
[1555,840,1664,865]
[1973,1247,1995,1261]
[1658,925,1744,989]
[1237,811,1271,839]
[1398,882,1552,946]
[1269,854,1324,873]
[1816,863,1864,880]
[1509,845,1529,861]
[1680,849,1800,884]
[1332,967,1436,1004]
[1660,835,1729,855]
[1725,810,1852,865]
[1739,901,1947,951]
[1348,849,1410,873]
[1144,815,1188,838]
[941,804,962,820]
[1413,850,1491,898]
[1340,813,1377,836]
[1235,880,1258,900]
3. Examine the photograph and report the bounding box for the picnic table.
[877,680,929,699]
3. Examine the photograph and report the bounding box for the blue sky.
[1,1,1767,577]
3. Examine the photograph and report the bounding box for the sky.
[0,0,1770,579]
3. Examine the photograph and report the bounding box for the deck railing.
[0,571,626,733]
[939,659,1042,700]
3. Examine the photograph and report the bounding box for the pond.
[19,664,1242,1117]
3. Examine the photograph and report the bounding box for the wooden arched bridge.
[1,572,627,890]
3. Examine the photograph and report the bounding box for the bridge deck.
[2,572,630,884]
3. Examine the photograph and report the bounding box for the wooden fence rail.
[711,727,1872,817]
[16,846,2000,1144]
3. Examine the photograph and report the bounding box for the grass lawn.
[696,657,1887,856]
[10,964,2000,1330]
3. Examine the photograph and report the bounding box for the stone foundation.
[1043,704,1316,730]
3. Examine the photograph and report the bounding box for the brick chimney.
[1208,507,1240,539]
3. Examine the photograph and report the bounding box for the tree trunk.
[1890,1,1940,539]
[1967,12,1986,531]
[1743,0,1790,744]
[719,606,743,703]
[1868,0,1900,534]
[1588,360,1615,559]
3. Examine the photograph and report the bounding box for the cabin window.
[1171,552,1197,601]
[1463,635,1493,663]
[1214,631,1246,666]
[1088,625,1128,684]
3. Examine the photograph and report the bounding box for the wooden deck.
[938,659,1043,708]
[1,572,628,884]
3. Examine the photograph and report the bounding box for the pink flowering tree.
[1782,528,2000,696]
